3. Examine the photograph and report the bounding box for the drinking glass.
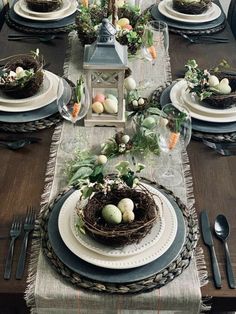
[57,77,89,153]
[142,20,169,64]
[157,103,192,186]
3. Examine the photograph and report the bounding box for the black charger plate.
[46,187,186,284]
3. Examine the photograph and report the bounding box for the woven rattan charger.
[41,178,198,294]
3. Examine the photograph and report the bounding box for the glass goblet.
[157,103,192,186]
[57,77,89,154]
[142,20,169,64]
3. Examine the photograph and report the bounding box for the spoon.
[0,139,36,150]
[8,34,58,42]
[214,215,236,289]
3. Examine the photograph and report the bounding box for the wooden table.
[0,19,236,314]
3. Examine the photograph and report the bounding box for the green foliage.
[132,127,160,156]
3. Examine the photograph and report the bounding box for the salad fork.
[16,207,36,280]
[4,217,22,280]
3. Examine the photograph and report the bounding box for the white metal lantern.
[83,18,128,127]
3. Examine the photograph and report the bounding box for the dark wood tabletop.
[0,16,236,314]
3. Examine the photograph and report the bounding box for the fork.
[16,207,36,280]
[4,217,22,280]
[202,139,236,156]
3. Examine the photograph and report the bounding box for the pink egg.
[93,94,105,103]
[123,24,133,31]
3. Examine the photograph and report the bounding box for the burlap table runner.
[25,20,209,314]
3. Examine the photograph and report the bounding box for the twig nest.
[115,132,133,151]
[26,0,62,12]
[118,198,134,213]
[81,185,158,246]
[0,52,44,99]
[173,0,212,14]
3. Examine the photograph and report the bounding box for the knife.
[200,211,222,289]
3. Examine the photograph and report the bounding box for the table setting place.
[5,0,78,34]
[0,0,235,313]
[150,0,229,41]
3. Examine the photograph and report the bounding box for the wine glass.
[157,103,192,186]
[142,20,169,64]
[57,76,89,154]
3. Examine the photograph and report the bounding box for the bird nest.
[25,0,62,12]
[0,52,44,98]
[75,5,150,55]
[203,72,236,109]
[80,185,158,246]
[173,0,212,14]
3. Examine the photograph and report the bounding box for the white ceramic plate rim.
[58,183,178,269]
[170,80,236,123]
[70,192,165,257]
[158,1,221,24]
[0,70,58,112]
[14,0,77,22]
[164,0,215,20]
[19,0,71,18]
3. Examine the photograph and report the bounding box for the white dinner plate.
[58,183,178,269]
[158,1,221,24]
[19,0,71,18]
[164,0,215,21]
[14,0,77,22]
[0,70,58,112]
[170,80,236,123]
[70,191,165,257]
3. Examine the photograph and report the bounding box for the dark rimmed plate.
[150,3,225,31]
[160,83,236,134]
[47,187,186,284]
[8,8,76,29]
[0,77,70,123]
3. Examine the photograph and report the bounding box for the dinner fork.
[180,33,229,44]
[16,207,36,280]
[202,139,236,156]
[4,217,22,280]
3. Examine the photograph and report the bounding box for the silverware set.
[180,32,229,44]
[202,139,236,156]
[200,211,235,289]
[4,207,36,280]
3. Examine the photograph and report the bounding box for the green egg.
[106,94,118,104]
[102,204,122,224]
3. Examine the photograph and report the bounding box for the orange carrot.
[147,46,157,60]
[72,102,81,119]
[168,132,180,150]
[81,0,88,7]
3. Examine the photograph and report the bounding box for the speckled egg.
[118,198,134,213]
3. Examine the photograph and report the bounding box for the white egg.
[132,100,138,107]
[118,198,134,213]
[122,210,135,223]
[217,83,231,95]
[16,70,26,79]
[124,77,136,91]
[96,154,107,165]
[103,98,118,114]
[208,75,219,87]
[121,135,130,144]
[138,98,145,105]
[220,78,229,85]
[15,67,24,75]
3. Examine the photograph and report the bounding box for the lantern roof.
[83,18,128,70]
